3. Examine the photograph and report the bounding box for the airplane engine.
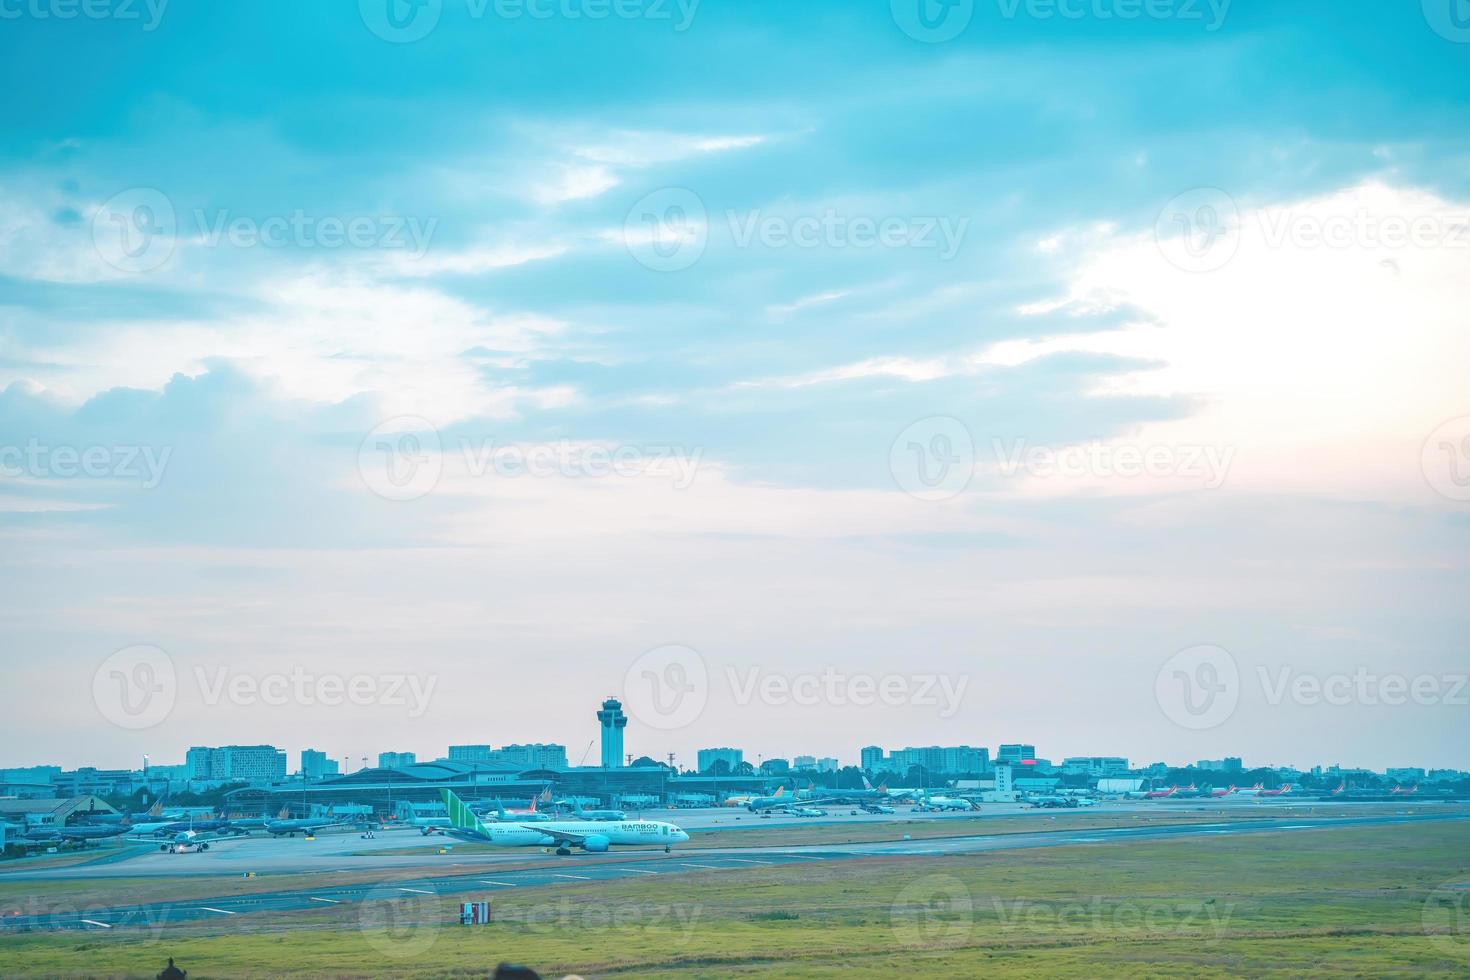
[581,835,610,853]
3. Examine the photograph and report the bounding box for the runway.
[4,810,1465,932]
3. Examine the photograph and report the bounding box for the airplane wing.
[520,825,587,846]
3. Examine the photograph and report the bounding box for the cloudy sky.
[2,1,1467,775]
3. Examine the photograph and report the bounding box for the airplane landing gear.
[665,845,672,853]
[555,846,572,856]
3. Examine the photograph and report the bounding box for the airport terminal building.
[225,761,774,818]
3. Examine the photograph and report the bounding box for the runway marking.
[199,907,237,915]
[552,873,591,880]
[679,863,720,870]
[80,920,112,928]
[478,880,516,887]
[724,858,773,864]
[308,897,340,904]
[398,888,434,895]
[614,867,659,874]
[1280,825,1312,830]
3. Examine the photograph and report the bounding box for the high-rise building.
[760,758,791,774]
[793,755,817,769]
[997,744,1036,765]
[697,747,743,772]
[1062,756,1128,776]
[817,757,839,773]
[378,751,416,769]
[860,746,885,771]
[447,745,492,763]
[597,698,627,769]
[302,749,340,780]
[495,744,568,769]
[186,746,287,785]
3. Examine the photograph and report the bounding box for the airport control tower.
[597,697,627,769]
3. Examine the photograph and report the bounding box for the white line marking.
[615,867,658,874]
[80,919,112,928]
[308,897,340,904]
[478,880,516,887]
[680,863,720,869]
[398,887,434,895]
[551,873,591,880]
[724,858,772,864]
[199,907,237,915]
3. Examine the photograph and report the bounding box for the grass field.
[4,820,1470,977]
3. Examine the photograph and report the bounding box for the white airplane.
[913,791,975,812]
[439,790,688,855]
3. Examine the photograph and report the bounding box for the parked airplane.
[23,824,130,844]
[858,803,896,814]
[1143,786,1179,799]
[1389,783,1418,795]
[745,786,791,812]
[1257,784,1293,797]
[438,790,687,854]
[1208,785,1237,798]
[913,791,975,812]
[484,798,553,823]
[265,816,350,837]
[1232,783,1267,796]
[798,776,893,806]
[565,800,627,822]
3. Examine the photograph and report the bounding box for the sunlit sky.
[2,1,1468,774]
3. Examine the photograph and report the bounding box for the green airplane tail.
[440,789,488,835]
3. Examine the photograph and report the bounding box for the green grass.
[4,821,1470,977]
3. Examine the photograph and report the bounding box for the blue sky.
[2,1,1468,774]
